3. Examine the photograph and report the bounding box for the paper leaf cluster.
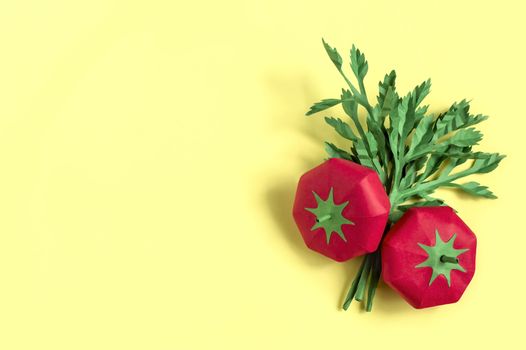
[307,40,504,217]
[306,39,505,311]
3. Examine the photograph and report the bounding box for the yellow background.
[0,1,524,349]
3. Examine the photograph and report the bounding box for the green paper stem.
[365,252,382,312]
[440,255,459,264]
[316,214,331,223]
[354,255,372,302]
[343,225,390,312]
[343,259,365,310]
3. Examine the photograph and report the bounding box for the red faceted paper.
[293,158,390,262]
[382,206,477,309]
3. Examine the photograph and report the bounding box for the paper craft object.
[382,206,476,308]
[293,158,390,262]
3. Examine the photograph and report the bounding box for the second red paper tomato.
[382,206,477,309]
[293,158,390,262]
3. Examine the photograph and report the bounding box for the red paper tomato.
[381,206,477,309]
[292,158,390,262]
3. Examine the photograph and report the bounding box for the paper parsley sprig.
[306,39,505,312]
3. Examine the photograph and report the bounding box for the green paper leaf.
[444,181,497,199]
[306,98,341,116]
[377,70,397,106]
[398,199,445,212]
[434,100,470,137]
[398,95,417,140]
[469,153,506,174]
[367,114,389,169]
[446,128,483,147]
[324,142,357,162]
[341,89,358,119]
[365,132,386,182]
[467,113,489,127]
[408,115,434,155]
[411,79,431,107]
[387,104,401,159]
[322,38,343,71]
[324,117,358,142]
[350,44,368,81]
[433,100,488,140]
[354,138,375,169]
[379,92,394,121]
[399,163,417,190]
[437,146,472,179]
[365,132,378,157]
[400,153,505,201]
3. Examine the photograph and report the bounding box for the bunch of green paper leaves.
[306,39,505,311]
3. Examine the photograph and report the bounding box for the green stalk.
[342,257,367,310]
[400,166,480,200]
[317,214,331,223]
[365,252,382,312]
[440,255,458,264]
[354,255,372,302]
[358,79,374,117]
[337,69,374,124]
[388,147,404,207]
[342,225,391,311]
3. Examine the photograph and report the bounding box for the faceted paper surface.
[293,159,390,262]
[382,206,477,309]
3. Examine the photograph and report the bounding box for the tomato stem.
[440,255,458,264]
[316,214,331,223]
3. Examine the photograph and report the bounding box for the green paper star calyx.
[415,230,469,287]
[305,187,354,244]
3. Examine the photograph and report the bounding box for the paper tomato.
[292,158,390,262]
[381,206,477,308]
